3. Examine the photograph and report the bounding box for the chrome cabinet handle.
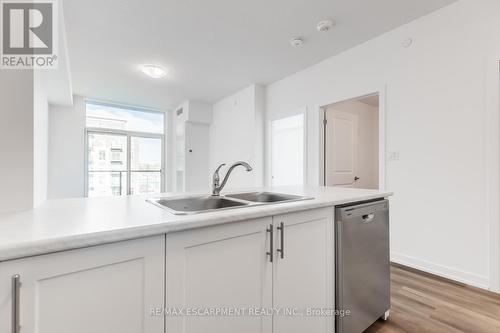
[267,224,273,262]
[277,222,284,259]
[12,274,20,333]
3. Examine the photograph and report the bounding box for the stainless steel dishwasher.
[335,199,390,333]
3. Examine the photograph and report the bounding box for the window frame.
[84,103,166,197]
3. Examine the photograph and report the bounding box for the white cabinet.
[0,236,165,333]
[166,217,273,333]
[0,206,335,333]
[272,208,334,333]
[165,207,334,333]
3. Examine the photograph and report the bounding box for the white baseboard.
[391,252,490,290]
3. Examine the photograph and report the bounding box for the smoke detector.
[316,20,334,32]
[402,38,413,48]
[290,37,304,47]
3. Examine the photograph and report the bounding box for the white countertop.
[0,186,392,262]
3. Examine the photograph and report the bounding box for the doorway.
[270,113,305,186]
[323,94,380,189]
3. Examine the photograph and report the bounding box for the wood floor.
[364,264,500,333]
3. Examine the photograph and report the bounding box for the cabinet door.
[273,208,334,333]
[0,236,164,333]
[166,217,273,333]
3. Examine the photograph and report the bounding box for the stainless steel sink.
[148,192,313,215]
[148,195,249,215]
[225,192,310,203]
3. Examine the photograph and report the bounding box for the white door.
[326,110,359,187]
[272,208,334,333]
[166,217,273,333]
[0,236,165,333]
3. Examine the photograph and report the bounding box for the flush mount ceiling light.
[141,64,168,79]
[316,19,334,32]
[290,37,304,48]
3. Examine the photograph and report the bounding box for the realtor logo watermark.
[1,0,58,68]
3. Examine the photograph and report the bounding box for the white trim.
[126,134,132,194]
[84,127,89,196]
[303,107,309,185]
[378,87,387,191]
[85,127,164,139]
[391,252,490,291]
[485,58,500,292]
[265,120,272,186]
[318,86,387,190]
[164,111,172,192]
[319,106,326,185]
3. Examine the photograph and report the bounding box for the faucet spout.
[211,161,253,196]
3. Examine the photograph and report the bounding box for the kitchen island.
[0,186,391,333]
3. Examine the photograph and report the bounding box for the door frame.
[319,86,387,190]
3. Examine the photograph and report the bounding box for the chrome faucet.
[212,161,253,196]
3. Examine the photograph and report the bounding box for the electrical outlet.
[387,151,400,161]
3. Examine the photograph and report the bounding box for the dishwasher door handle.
[362,213,375,223]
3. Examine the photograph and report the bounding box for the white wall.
[48,96,86,199]
[266,0,500,289]
[0,2,72,210]
[326,100,379,189]
[210,85,265,190]
[0,71,35,213]
[33,73,49,206]
[0,71,49,212]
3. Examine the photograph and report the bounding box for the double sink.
[148,192,312,215]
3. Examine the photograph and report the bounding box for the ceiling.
[63,0,456,110]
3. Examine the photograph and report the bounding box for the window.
[270,114,304,186]
[85,102,165,197]
[86,102,164,134]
